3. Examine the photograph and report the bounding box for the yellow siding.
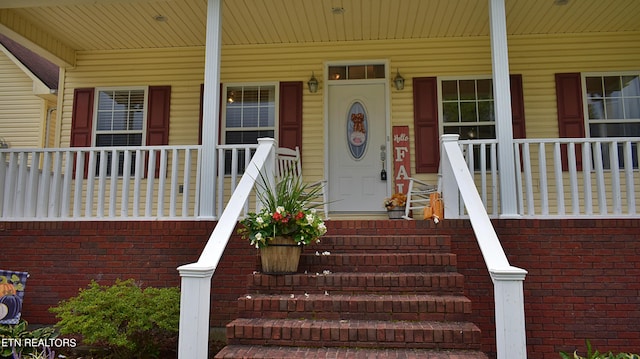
[0,51,46,148]
[60,31,640,187]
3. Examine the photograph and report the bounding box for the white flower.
[290,294,295,298]
[304,292,309,298]
[324,291,329,296]
[310,208,317,214]
[256,217,264,224]
[245,295,252,299]
[306,214,314,224]
[255,232,263,241]
[323,270,331,275]
[322,251,331,256]
[315,251,320,256]
[276,206,285,214]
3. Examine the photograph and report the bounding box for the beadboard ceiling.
[0,0,639,52]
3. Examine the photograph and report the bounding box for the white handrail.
[176,138,276,359]
[441,134,528,359]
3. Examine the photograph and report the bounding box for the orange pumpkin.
[0,277,16,296]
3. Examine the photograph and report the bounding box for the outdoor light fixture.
[308,72,319,93]
[393,70,405,90]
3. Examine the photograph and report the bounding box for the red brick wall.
[1,219,639,359]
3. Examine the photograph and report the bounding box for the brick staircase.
[215,225,488,358]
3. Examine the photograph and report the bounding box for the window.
[94,87,147,175]
[222,84,277,173]
[328,64,385,81]
[584,73,640,168]
[441,78,495,140]
[441,78,496,170]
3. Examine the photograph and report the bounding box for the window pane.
[349,65,366,79]
[369,65,385,78]
[586,77,603,97]
[605,98,624,119]
[442,81,458,101]
[588,98,605,120]
[477,101,494,122]
[112,112,128,130]
[243,87,259,105]
[459,102,477,122]
[459,80,476,100]
[226,108,242,127]
[622,76,640,97]
[243,108,259,127]
[329,66,346,80]
[624,98,640,119]
[442,102,459,123]
[260,107,275,127]
[604,76,622,97]
[131,111,144,130]
[223,84,276,145]
[97,112,113,130]
[476,80,493,100]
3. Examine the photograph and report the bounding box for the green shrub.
[0,320,57,358]
[560,340,640,359]
[49,279,180,359]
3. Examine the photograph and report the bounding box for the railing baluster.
[513,143,524,215]
[109,149,118,218]
[38,151,52,218]
[121,150,132,217]
[538,143,549,216]
[5,153,19,217]
[183,149,193,217]
[582,142,593,215]
[146,150,156,217]
[133,149,143,217]
[157,148,168,217]
[522,143,534,215]
[553,143,565,215]
[567,143,579,215]
[623,141,635,215]
[170,149,180,218]
[609,141,621,214]
[592,143,607,215]
[480,143,488,208]
[491,143,498,215]
[50,151,63,217]
[217,148,225,218]
[0,152,7,217]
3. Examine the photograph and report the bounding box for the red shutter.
[70,88,95,178]
[146,86,171,177]
[413,77,439,173]
[510,74,526,139]
[278,81,303,153]
[146,86,171,146]
[555,73,585,171]
[70,88,94,148]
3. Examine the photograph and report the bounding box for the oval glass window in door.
[346,101,368,160]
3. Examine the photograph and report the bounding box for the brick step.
[225,318,482,350]
[298,252,458,273]
[247,272,465,295]
[237,293,472,322]
[215,345,489,359]
[307,235,451,253]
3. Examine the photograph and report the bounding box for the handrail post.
[491,268,528,359]
[177,263,215,359]
[441,134,461,219]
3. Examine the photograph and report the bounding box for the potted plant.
[384,192,407,219]
[239,171,327,274]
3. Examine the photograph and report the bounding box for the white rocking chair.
[403,177,439,219]
[275,146,329,219]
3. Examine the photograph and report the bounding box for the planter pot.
[387,206,405,219]
[260,236,302,274]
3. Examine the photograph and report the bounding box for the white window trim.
[221,82,279,145]
[92,86,149,147]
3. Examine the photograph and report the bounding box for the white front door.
[328,82,389,213]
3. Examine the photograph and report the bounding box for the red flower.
[295,211,304,220]
[273,212,282,221]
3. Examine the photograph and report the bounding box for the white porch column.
[199,0,223,218]
[488,0,518,217]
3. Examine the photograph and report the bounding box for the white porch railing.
[0,145,202,220]
[176,138,276,359]
[441,134,528,359]
[457,137,640,218]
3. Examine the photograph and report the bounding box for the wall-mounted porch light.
[393,70,405,90]
[308,72,319,93]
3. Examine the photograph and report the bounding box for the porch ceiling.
[0,0,639,65]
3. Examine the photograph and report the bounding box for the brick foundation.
[0,219,638,358]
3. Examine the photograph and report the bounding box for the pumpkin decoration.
[0,294,22,320]
[0,276,17,296]
[0,303,8,320]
